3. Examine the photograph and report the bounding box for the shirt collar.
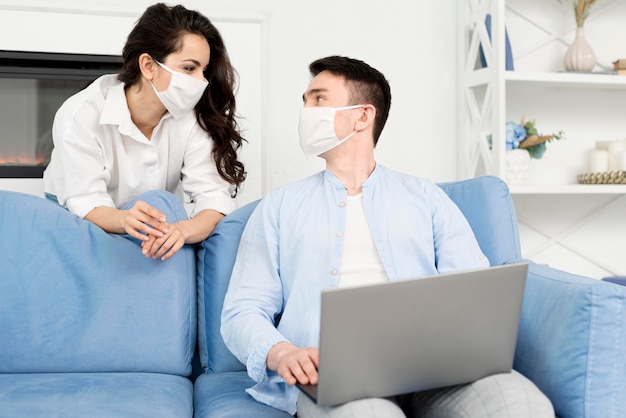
[323,163,381,191]
[99,80,172,137]
[99,80,131,129]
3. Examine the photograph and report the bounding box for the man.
[221,56,554,417]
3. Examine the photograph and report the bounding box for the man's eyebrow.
[302,88,328,101]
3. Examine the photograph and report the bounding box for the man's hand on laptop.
[267,341,319,386]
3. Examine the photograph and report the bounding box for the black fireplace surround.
[0,50,122,178]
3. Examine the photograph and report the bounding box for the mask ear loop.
[352,104,374,134]
[146,56,167,93]
[149,61,169,93]
[343,104,368,138]
[337,130,358,144]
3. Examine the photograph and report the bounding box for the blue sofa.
[195,175,626,418]
[0,190,196,417]
[1,176,625,418]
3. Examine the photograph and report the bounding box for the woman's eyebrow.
[181,58,202,67]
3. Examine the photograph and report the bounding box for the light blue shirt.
[221,165,489,415]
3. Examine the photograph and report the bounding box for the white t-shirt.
[338,193,389,288]
[44,74,237,218]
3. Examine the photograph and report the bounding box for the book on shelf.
[480,14,514,71]
[613,59,626,70]
[558,70,626,76]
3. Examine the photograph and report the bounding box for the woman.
[43,3,246,260]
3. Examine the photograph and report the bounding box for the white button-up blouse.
[44,74,237,218]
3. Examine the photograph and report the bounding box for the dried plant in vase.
[559,0,598,28]
[558,0,599,71]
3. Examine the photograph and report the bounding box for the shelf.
[458,2,626,196]
[505,71,626,90]
[508,184,626,194]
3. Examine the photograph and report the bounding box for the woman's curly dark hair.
[118,3,246,196]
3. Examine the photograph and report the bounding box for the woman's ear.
[354,105,376,131]
[138,53,156,81]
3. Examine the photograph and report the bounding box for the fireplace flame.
[0,155,45,165]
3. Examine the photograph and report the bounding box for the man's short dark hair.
[309,56,391,145]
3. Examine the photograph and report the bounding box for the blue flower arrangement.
[505,119,565,159]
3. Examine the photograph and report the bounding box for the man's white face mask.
[298,105,364,157]
[151,61,208,118]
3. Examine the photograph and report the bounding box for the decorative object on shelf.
[480,14,514,71]
[506,119,565,159]
[493,119,565,185]
[588,149,609,172]
[559,0,598,28]
[613,59,626,76]
[607,141,625,171]
[564,27,596,71]
[580,137,626,183]
[577,171,626,184]
[559,0,598,72]
[505,149,531,185]
[594,139,625,171]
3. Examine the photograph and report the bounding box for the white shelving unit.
[509,184,626,195]
[458,0,626,279]
[506,71,626,89]
[457,0,626,195]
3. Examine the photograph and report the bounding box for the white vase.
[505,149,531,185]
[564,27,596,72]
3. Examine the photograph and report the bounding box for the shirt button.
[331,269,338,275]
[339,202,346,207]
[337,232,344,238]
[479,254,485,260]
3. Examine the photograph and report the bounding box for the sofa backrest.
[197,175,522,373]
[0,191,196,376]
[197,200,259,373]
[438,175,522,265]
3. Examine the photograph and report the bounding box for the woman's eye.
[184,66,195,72]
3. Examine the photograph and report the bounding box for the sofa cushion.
[438,176,521,266]
[515,262,626,418]
[0,372,192,417]
[0,190,196,376]
[197,201,260,373]
[194,371,291,418]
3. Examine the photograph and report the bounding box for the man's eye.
[316,96,324,103]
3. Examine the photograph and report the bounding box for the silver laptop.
[297,262,528,406]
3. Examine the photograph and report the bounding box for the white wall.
[0,0,459,205]
[1,1,622,278]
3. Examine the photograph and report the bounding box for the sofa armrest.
[514,261,626,418]
[0,190,196,376]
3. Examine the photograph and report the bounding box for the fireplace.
[0,50,122,178]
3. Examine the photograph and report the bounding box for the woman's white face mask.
[151,61,208,118]
[298,105,364,158]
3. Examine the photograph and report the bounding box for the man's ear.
[138,53,156,81]
[354,105,376,131]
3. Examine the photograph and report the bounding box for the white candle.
[589,149,609,173]
[620,151,626,172]
[608,141,625,171]
[596,140,613,151]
